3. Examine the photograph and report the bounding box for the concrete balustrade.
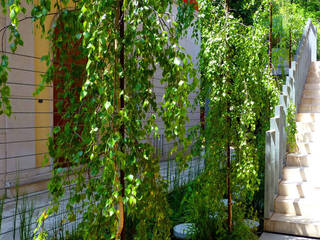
[264,19,317,220]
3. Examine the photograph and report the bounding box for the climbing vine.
[286,103,297,153]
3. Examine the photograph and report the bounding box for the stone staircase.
[265,62,320,238]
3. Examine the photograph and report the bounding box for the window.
[53,13,87,167]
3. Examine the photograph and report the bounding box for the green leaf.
[104,101,111,110]
[53,126,61,134]
[174,57,181,65]
[127,174,134,181]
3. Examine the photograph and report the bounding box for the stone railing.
[264,19,317,219]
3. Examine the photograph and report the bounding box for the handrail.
[264,19,317,219]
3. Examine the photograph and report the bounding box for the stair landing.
[260,232,316,240]
[264,62,320,238]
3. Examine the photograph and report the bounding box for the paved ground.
[260,233,318,240]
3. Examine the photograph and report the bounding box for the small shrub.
[19,196,35,240]
[286,103,297,153]
[0,197,4,235]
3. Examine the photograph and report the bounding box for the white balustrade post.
[265,130,275,219]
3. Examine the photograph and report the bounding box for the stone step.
[308,61,320,71]
[299,104,320,113]
[265,62,320,238]
[295,142,320,154]
[304,83,320,90]
[274,196,320,217]
[282,166,320,182]
[308,62,320,74]
[296,122,319,133]
[278,181,320,198]
[286,153,320,167]
[295,131,320,142]
[306,76,320,83]
[296,113,320,122]
[264,213,320,238]
[260,232,316,240]
[303,89,320,98]
[301,98,320,105]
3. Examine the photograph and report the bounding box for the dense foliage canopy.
[1,0,199,239]
[183,1,278,239]
[0,0,317,239]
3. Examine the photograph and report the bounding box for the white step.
[266,62,320,238]
[304,83,320,90]
[265,62,320,239]
[296,122,318,133]
[308,62,320,74]
[296,131,320,142]
[275,196,320,217]
[301,98,320,105]
[282,166,320,183]
[295,142,320,154]
[297,113,320,122]
[306,76,320,83]
[286,153,320,167]
[299,104,320,113]
[303,90,320,98]
[264,213,320,238]
[260,232,316,240]
[278,181,320,198]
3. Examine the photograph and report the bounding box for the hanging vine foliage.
[185,0,279,238]
[0,0,293,239]
[1,0,198,239]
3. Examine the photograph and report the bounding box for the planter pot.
[173,223,195,239]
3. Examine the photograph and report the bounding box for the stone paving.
[260,232,317,240]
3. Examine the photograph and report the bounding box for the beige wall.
[0,2,37,195]
[150,4,200,160]
[34,10,54,168]
[0,11,6,196]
